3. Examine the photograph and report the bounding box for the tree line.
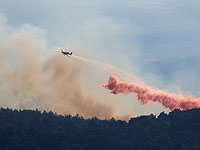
[0,108,200,150]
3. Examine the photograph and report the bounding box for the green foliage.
[0,108,200,150]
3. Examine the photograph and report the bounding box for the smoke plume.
[0,25,132,120]
[102,75,200,111]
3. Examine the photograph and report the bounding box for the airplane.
[61,49,73,56]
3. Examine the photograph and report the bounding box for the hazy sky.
[1,0,200,117]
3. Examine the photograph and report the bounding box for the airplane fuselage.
[61,50,72,56]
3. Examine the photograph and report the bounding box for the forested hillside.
[0,108,200,150]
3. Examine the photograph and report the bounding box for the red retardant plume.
[102,75,200,111]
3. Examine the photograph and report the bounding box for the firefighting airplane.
[61,49,73,56]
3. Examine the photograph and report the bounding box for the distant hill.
[0,108,200,150]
